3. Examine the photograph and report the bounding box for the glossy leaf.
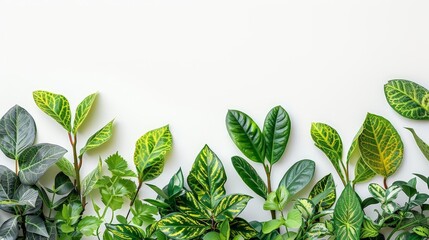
[219,220,230,240]
[25,215,49,238]
[358,113,403,177]
[105,224,145,240]
[188,145,226,209]
[77,216,103,236]
[263,106,291,165]
[33,90,72,132]
[106,152,136,177]
[0,105,36,160]
[406,128,429,161]
[353,157,376,184]
[230,218,258,239]
[0,165,18,201]
[72,93,97,134]
[134,125,172,182]
[413,226,429,237]
[278,159,315,196]
[226,110,265,163]
[334,184,364,240]
[368,183,386,202]
[54,172,74,195]
[82,159,102,197]
[158,213,210,239]
[56,158,76,178]
[18,143,67,185]
[214,194,252,221]
[294,198,314,219]
[0,217,18,240]
[347,127,363,164]
[262,219,283,234]
[231,156,267,199]
[384,79,429,120]
[79,120,114,156]
[167,168,184,198]
[177,191,211,220]
[361,217,380,239]
[309,174,336,211]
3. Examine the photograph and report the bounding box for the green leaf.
[226,110,265,163]
[134,125,173,183]
[204,232,221,240]
[353,157,376,184]
[229,218,258,239]
[0,105,36,160]
[25,215,49,238]
[284,208,302,228]
[361,217,380,238]
[188,145,226,209]
[105,224,145,240]
[72,93,97,134]
[334,184,364,240]
[413,226,429,237]
[105,152,136,177]
[358,113,404,177]
[82,159,102,197]
[307,222,330,239]
[278,159,315,196]
[262,219,283,234]
[18,143,67,185]
[147,183,169,199]
[347,127,363,164]
[368,183,385,202]
[311,122,345,183]
[294,198,314,219]
[33,90,72,132]
[167,168,184,198]
[79,120,114,156]
[263,106,291,165]
[231,156,267,199]
[309,174,336,211]
[406,128,429,161]
[219,220,230,240]
[384,79,429,120]
[158,213,210,239]
[18,188,39,207]
[214,194,252,221]
[0,216,18,240]
[131,200,158,226]
[54,172,74,195]
[263,186,289,211]
[177,191,211,219]
[101,178,136,211]
[77,216,103,236]
[0,165,18,201]
[56,158,76,178]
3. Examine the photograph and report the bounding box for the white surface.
[1,0,429,229]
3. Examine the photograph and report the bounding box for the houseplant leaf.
[263,106,291,165]
[56,158,76,178]
[278,159,315,196]
[77,216,103,236]
[406,128,429,161]
[0,216,18,240]
[33,90,72,132]
[105,223,145,240]
[214,194,252,221]
[353,157,376,184]
[72,93,97,134]
[79,120,114,156]
[231,156,267,199]
[82,159,102,197]
[177,191,211,220]
[25,215,49,238]
[334,184,364,240]
[158,213,210,239]
[230,218,258,239]
[106,152,136,177]
[0,165,18,200]
[309,174,336,211]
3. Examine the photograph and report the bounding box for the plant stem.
[48,192,56,218]
[126,181,143,220]
[383,177,388,189]
[69,133,83,206]
[15,160,19,175]
[20,215,27,237]
[339,160,348,186]
[264,164,276,220]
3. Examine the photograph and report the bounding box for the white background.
[1,0,429,234]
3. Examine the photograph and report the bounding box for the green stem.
[126,181,143,220]
[69,133,84,210]
[48,192,56,218]
[264,164,276,220]
[339,160,348,185]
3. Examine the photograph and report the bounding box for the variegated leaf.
[72,93,97,134]
[360,216,380,238]
[214,194,252,221]
[82,159,102,197]
[309,174,336,211]
[413,226,429,237]
[105,223,145,240]
[294,198,314,219]
[368,183,386,202]
[33,90,72,132]
[346,127,363,164]
[0,216,18,240]
[406,128,429,161]
[177,191,211,220]
[158,213,210,239]
[56,158,76,178]
[263,106,291,165]
[334,184,364,240]
[307,222,330,239]
[79,120,114,156]
[188,145,226,209]
[134,125,172,182]
[230,218,258,239]
[353,157,376,184]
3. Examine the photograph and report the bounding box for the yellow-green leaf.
[361,217,380,239]
[105,223,145,240]
[33,90,72,132]
[309,174,336,211]
[79,120,114,156]
[406,127,429,161]
[334,184,364,240]
[214,194,252,222]
[72,93,97,134]
[177,191,211,220]
[56,158,76,179]
[353,157,376,185]
[158,213,210,239]
[358,113,403,177]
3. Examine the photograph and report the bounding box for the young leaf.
[284,208,302,228]
[309,174,336,211]
[79,120,114,156]
[105,224,145,240]
[231,156,267,199]
[334,184,364,240]
[105,152,136,177]
[278,159,315,196]
[263,106,291,165]
[101,178,136,211]
[262,219,283,234]
[25,215,49,238]
[204,232,221,240]
[384,79,429,120]
[33,90,72,132]
[134,125,172,183]
[56,158,76,179]
[358,113,404,177]
[158,213,210,239]
[0,105,36,160]
[406,128,429,161]
[0,216,18,240]
[77,216,103,236]
[214,194,252,222]
[72,93,97,134]
[18,143,67,185]
[82,159,102,197]
[353,157,376,184]
[131,200,158,226]
[226,110,265,163]
[188,145,226,209]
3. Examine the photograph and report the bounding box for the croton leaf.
[188,145,226,209]
[25,215,49,238]
[82,159,102,197]
[230,218,258,239]
[406,128,429,161]
[0,105,36,160]
[18,143,67,185]
[353,157,376,185]
[0,216,18,240]
[278,159,315,196]
[231,156,267,199]
[79,120,114,156]
[105,223,145,240]
[72,93,97,134]
[361,216,380,239]
[158,213,210,239]
[226,110,265,163]
[134,125,172,183]
[214,194,252,222]
[334,184,364,240]
[309,174,336,211]
[358,113,403,177]
[384,79,429,120]
[177,191,211,220]
[263,106,291,165]
[33,90,72,132]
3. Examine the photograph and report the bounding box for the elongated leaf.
[358,113,403,177]
[278,159,315,196]
[25,215,49,238]
[0,105,36,160]
[384,79,429,120]
[230,218,258,239]
[263,106,291,165]
[214,194,252,221]
[79,120,114,156]
[82,159,102,197]
[368,183,385,202]
[353,157,376,184]
[188,145,226,209]
[219,220,230,240]
[347,127,363,164]
[177,191,211,219]
[0,216,18,240]
[334,184,364,240]
[33,90,72,132]
[406,128,429,161]
[56,158,76,178]
[158,213,210,239]
[18,143,67,185]
[231,156,267,199]
[361,217,380,238]
[309,174,336,211]
[311,123,345,183]
[105,224,145,240]
[0,165,18,200]
[226,110,265,163]
[72,93,97,134]
[167,168,184,198]
[134,125,172,182]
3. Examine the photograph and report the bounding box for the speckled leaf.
[406,128,429,161]
[177,191,211,220]
[0,217,18,240]
[230,218,258,239]
[79,120,114,156]
[334,184,364,240]
[33,91,71,132]
[263,106,291,165]
[278,159,315,196]
[358,113,403,177]
[384,79,429,120]
[361,217,380,239]
[158,213,210,239]
[214,194,251,222]
[353,157,376,184]
[231,156,267,199]
[105,223,145,240]
[309,174,336,211]
[72,93,97,134]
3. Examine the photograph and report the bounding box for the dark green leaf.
[158,213,210,239]
[334,184,364,240]
[33,90,72,132]
[263,106,291,165]
[0,217,18,240]
[214,194,252,221]
[230,218,257,239]
[278,159,315,196]
[147,183,169,199]
[309,174,336,211]
[25,215,49,238]
[406,128,429,161]
[72,93,97,134]
[231,156,267,199]
[54,172,73,195]
[177,191,211,220]
[105,223,145,240]
[0,165,18,201]
[167,168,184,198]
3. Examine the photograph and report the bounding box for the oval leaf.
[334,184,364,240]
[56,158,76,179]
[384,79,429,120]
[226,110,265,163]
[105,223,145,240]
[33,90,72,132]
[79,120,114,156]
[158,213,210,239]
[263,106,291,165]
[231,156,267,199]
[214,194,252,222]
[25,215,49,238]
[278,159,315,196]
[358,113,404,177]
[309,174,336,211]
[72,93,97,134]
[82,159,102,197]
